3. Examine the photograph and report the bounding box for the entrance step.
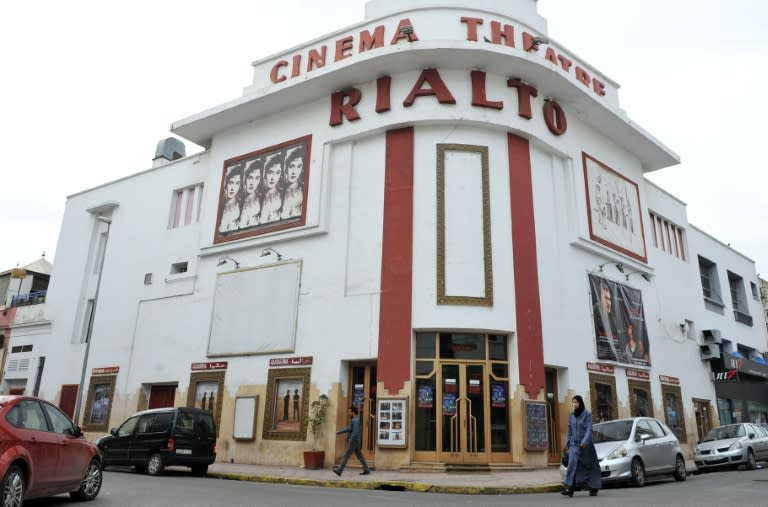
[400,462,535,473]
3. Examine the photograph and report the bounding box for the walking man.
[333,406,371,476]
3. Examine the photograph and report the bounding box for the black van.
[96,407,216,476]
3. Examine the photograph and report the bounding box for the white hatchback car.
[693,423,768,471]
[560,417,687,487]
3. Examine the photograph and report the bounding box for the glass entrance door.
[440,363,487,463]
[349,364,377,462]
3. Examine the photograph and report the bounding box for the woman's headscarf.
[573,395,585,417]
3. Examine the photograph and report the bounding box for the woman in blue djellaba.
[562,395,602,497]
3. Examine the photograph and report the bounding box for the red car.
[0,395,103,505]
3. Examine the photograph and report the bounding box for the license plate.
[176,449,192,455]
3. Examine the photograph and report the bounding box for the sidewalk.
[206,459,698,494]
[208,462,562,495]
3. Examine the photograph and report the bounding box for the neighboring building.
[0,257,52,395]
[34,0,768,470]
[759,276,768,334]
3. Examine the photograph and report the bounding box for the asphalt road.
[23,466,768,507]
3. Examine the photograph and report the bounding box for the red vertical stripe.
[378,127,414,393]
[507,133,545,399]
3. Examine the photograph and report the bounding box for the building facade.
[0,258,52,396]
[34,0,767,469]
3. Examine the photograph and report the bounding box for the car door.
[41,401,93,488]
[9,400,60,494]
[648,419,676,473]
[103,415,141,465]
[635,419,663,473]
[747,424,768,459]
[129,412,171,465]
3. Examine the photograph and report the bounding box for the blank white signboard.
[208,261,301,356]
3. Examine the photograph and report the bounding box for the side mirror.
[749,433,755,439]
[73,425,84,438]
[110,427,118,436]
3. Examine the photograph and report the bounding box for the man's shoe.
[332,467,342,476]
[589,489,598,497]
[360,470,370,475]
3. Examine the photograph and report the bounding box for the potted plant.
[303,394,328,469]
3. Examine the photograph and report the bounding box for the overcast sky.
[1,0,766,278]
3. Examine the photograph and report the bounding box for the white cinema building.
[30,0,768,470]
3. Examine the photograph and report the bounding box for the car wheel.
[70,459,103,501]
[1,465,24,507]
[746,449,756,470]
[191,465,208,477]
[673,455,687,481]
[630,458,646,487]
[147,453,165,476]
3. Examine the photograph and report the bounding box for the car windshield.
[703,424,745,442]
[592,420,634,442]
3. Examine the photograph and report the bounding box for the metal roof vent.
[153,137,186,167]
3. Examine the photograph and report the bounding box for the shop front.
[712,353,768,426]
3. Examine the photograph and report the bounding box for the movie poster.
[589,273,650,366]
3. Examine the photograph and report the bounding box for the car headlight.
[606,445,627,460]
[694,447,701,455]
[729,441,743,451]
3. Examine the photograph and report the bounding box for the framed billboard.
[582,153,647,262]
[376,398,407,448]
[214,135,311,244]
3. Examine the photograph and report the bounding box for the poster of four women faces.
[217,138,308,238]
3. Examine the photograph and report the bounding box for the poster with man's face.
[589,273,650,367]
[89,384,110,424]
[214,136,311,244]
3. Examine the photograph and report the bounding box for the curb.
[207,472,563,494]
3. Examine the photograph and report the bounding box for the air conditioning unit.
[702,329,723,344]
[700,343,720,361]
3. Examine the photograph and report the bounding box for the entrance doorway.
[149,385,176,409]
[413,333,511,465]
[693,398,712,442]
[349,363,377,462]
[440,363,487,463]
[545,369,560,463]
[59,384,79,418]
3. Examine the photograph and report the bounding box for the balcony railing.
[10,290,47,307]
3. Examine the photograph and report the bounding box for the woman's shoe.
[560,485,574,497]
[589,489,598,496]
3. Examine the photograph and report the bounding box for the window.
[728,271,753,326]
[10,344,33,353]
[93,231,108,274]
[751,281,759,300]
[698,256,723,307]
[81,299,94,343]
[169,183,203,229]
[42,402,76,435]
[170,262,188,274]
[649,212,686,260]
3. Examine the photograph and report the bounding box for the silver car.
[693,423,768,471]
[560,417,687,487]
